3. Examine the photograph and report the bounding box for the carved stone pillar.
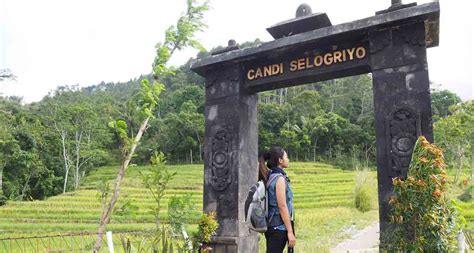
[369,22,434,246]
[203,65,258,252]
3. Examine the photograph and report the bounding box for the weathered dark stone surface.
[369,21,433,247]
[203,65,258,252]
[191,2,439,75]
[191,2,439,251]
[207,235,259,252]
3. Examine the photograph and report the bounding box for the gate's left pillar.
[202,65,259,252]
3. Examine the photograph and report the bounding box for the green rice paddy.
[0,162,471,252]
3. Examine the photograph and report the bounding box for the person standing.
[258,146,295,253]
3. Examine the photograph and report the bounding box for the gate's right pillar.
[369,21,434,247]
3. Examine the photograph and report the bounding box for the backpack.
[244,173,282,233]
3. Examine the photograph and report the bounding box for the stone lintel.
[190,2,439,75]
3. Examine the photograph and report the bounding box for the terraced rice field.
[0,163,358,236]
[0,162,471,252]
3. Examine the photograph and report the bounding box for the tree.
[41,91,98,192]
[151,87,205,163]
[258,102,286,152]
[431,89,461,121]
[0,101,59,200]
[317,75,375,164]
[92,1,209,251]
[434,101,474,183]
[0,109,14,196]
[292,116,319,161]
[174,100,204,163]
[279,122,301,160]
[287,89,323,123]
[329,113,350,158]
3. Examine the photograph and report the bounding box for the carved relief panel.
[211,129,232,192]
[385,105,421,178]
[210,127,237,218]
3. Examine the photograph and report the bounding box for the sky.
[0,0,472,103]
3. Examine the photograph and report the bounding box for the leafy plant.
[140,151,176,227]
[114,194,140,217]
[386,136,464,252]
[96,178,110,208]
[140,153,214,253]
[192,211,219,252]
[168,194,195,236]
[118,152,180,253]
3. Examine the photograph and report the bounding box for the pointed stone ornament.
[266,4,331,39]
[211,39,240,55]
[376,0,417,15]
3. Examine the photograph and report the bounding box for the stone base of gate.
[208,235,258,253]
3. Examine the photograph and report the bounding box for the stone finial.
[267,3,331,39]
[228,39,237,47]
[377,0,415,15]
[211,39,239,55]
[392,0,402,6]
[295,4,312,18]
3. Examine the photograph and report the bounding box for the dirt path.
[330,221,379,253]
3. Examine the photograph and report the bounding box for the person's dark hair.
[258,146,286,183]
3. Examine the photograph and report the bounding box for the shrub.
[192,211,219,252]
[386,136,463,252]
[354,169,376,212]
[355,185,372,212]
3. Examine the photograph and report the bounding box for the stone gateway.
[191,1,439,252]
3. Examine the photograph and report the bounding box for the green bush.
[355,185,372,212]
[192,211,219,252]
[386,136,463,252]
[354,169,376,212]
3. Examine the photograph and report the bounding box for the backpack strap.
[266,173,283,189]
[265,173,284,223]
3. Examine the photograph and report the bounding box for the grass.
[0,162,471,252]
